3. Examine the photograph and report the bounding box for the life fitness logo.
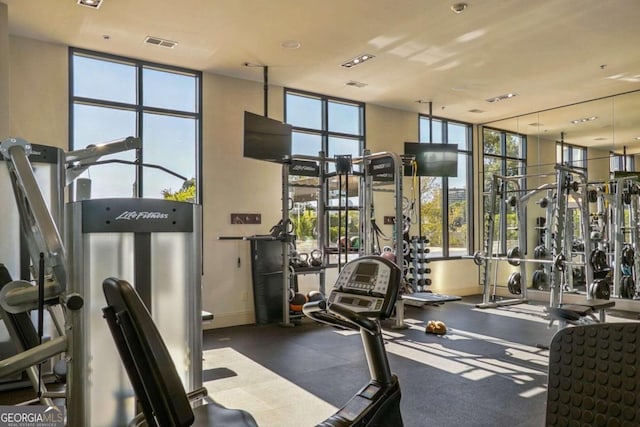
[115,211,169,220]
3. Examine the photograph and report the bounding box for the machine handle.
[302,300,359,331]
[329,303,379,334]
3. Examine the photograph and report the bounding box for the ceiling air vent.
[144,36,178,49]
[468,109,484,113]
[345,81,367,88]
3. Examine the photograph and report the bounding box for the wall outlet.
[230,213,261,224]
[383,216,396,225]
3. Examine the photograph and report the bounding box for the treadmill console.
[327,256,401,319]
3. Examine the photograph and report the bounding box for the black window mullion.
[137,64,144,198]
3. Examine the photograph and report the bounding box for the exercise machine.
[101,255,403,426]
[303,255,404,427]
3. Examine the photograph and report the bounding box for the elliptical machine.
[303,255,403,427]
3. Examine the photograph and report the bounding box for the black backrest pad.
[102,277,195,427]
[546,323,640,426]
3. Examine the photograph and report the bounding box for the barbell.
[471,250,572,271]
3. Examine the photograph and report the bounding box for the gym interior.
[0,1,639,426]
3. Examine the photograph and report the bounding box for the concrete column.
[0,2,9,139]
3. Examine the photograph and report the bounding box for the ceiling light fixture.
[451,3,468,14]
[486,93,518,103]
[341,54,375,68]
[77,0,103,9]
[144,36,178,49]
[570,116,598,124]
[345,81,367,88]
[281,40,301,49]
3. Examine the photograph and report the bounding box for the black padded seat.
[190,402,259,426]
[102,277,258,427]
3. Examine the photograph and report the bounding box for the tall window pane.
[73,55,136,104]
[328,101,360,134]
[143,68,197,113]
[286,93,322,130]
[143,113,197,199]
[72,104,136,198]
[418,116,472,258]
[482,127,527,254]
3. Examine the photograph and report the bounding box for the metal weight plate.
[532,270,547,290]
[621,245,635,267]
[533,245,548,259]
[473,251,484,266]
[587,189,598,203]
[589,278,611,300]
[589,249,608,272]
[507,271,522,295]
[620,275,635,299]
[507,247,521,266]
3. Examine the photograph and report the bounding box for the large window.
[482,128,526,254]
[418,116,473,258]
[556,142,587,173]
[610,152,635,173]
[284,89,364,253]
[70,49,201,202]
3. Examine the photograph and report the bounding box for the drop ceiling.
[4,0,640,151]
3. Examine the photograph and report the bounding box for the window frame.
[482,126,527,255]
[69,47,203,202]
[418,115,474,259]
[556,142,587,174]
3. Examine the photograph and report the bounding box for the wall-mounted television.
[403,142,458,177]
[243,111,292,163]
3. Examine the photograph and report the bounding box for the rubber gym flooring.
[202,296,640,427]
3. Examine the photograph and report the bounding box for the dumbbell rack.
[404,236,431,293]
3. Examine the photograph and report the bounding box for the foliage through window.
[70,49,201,202]
[482,128,526,255]
[417,116,473,258]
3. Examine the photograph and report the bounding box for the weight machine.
[475,165,593,309]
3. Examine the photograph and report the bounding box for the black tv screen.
[243,111,292,163]
[404,142,458,177]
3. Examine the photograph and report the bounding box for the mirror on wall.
[480,90,640,305]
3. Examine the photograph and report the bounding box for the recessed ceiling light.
[570,116,598,124]
[144,36,178,49]
[281,40,301,49]
[486,93,518,103]
[345,81,367,88]
[451,3,468,14]
[341,54,375,68]
[77,0,103,9]
[636,136,640,140]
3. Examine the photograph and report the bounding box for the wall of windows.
[418,116,473,258]
[70,49,201,202]
[284,89,365,252]
[482,128,526,254]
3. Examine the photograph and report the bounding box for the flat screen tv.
[404,142,458,177]
[243,111,292,163]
